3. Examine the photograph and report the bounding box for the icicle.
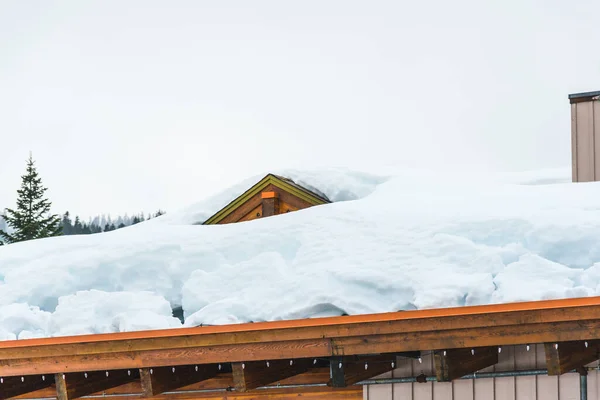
[128,370,131,376]
[218,364,222,371]
[338,362,342,369]
[150,369,153,375]
[195,366,198,372]
[555,343,559,350]
[313,359,317,365]
[443,350,447,356]
[242,363,245,370]
[364,363,368,370]
[266,361,270,367]
[1,378,3,384]
[84,373,88,379]
[391,362,395,368]
[471,349,475,355]
[21,377,24,383]
[418,357,422,364]
[585,341,589,348]
[42,376,46,381]
[290,360,293,366]
[172,367,175,373]
[526,345,530,351]
[106,371,109,377]
[62,374,65,380]
[498,347,502,353]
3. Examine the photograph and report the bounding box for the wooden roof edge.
[202,173,331,225]
[1,296,599,349]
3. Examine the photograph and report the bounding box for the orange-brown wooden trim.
[260,191,278,199]
[1,297,599,349]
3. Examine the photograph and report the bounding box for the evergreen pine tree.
[117,222,126,229]
[0,155,62,244]
[73,216,83,234]
[61,211,73,235]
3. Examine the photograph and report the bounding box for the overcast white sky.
[1,1,599,218]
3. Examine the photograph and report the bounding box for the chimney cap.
[569,90,600,103]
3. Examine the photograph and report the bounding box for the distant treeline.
[60,210,166,235]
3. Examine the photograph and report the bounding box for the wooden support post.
[261,191,280,217]
[328,354,398,387]
[434,347,499,382]
[232,359,313,392]
[55,369,139,400]
[0,374,53,399]
[140,364,221,397]
[545,340,600,375]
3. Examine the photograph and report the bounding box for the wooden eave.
[2,296,600,378]
[202,174,330,225]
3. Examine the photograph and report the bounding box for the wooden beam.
[0,374,53,399]
[328,354,397,387]
[55,369,139,400]
[2,297,599,363]
[434,347,498,382]
[232,359,313,392]
[140,364,221,397]
[545,340,600,375]
[3,318,600,377]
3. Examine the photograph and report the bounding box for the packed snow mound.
[1,166,600,339]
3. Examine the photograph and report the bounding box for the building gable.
[203,174,330,225]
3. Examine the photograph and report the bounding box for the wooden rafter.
[434,347,499,381]
[55,369,139,400]
[232,359,313,392]
[140,364,221,397]
[545,340,600,375]
[328,354,398,387]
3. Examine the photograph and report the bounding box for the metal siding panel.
[392,356,414,400]
[576,101,595,181]
[453,379,475,400]
[537,375,559,400]
[369,383,393,400]
[369,371,393,400]
[474,378,495,400]
[365,385,369,400]
[515,345,536,400]
[588,370,598,400]
[413,354,434,400]
[433,382,453,400]
[572,103,578,181]
[496,346,516,400]
[595,101,600,181]
[558,373,579,400]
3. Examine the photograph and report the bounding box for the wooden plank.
[55,369,139,400]
[140,364,221,397]
[434,347,498,382]
[0,374,53,399]
[232,358,313,392]
[1,297,599,360]
[329,355,397,387]
[3,318,600,377]
[545,340,600,375]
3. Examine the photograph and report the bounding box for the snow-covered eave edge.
[0,295,597,347]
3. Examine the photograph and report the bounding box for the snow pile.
[1,166,600,340]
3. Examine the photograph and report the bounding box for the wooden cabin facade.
[203,174,330,225]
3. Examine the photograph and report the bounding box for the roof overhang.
[2,297,600,398]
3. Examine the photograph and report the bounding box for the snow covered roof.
[2,166,599,341]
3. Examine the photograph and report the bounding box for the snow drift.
[1,166,599,340]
